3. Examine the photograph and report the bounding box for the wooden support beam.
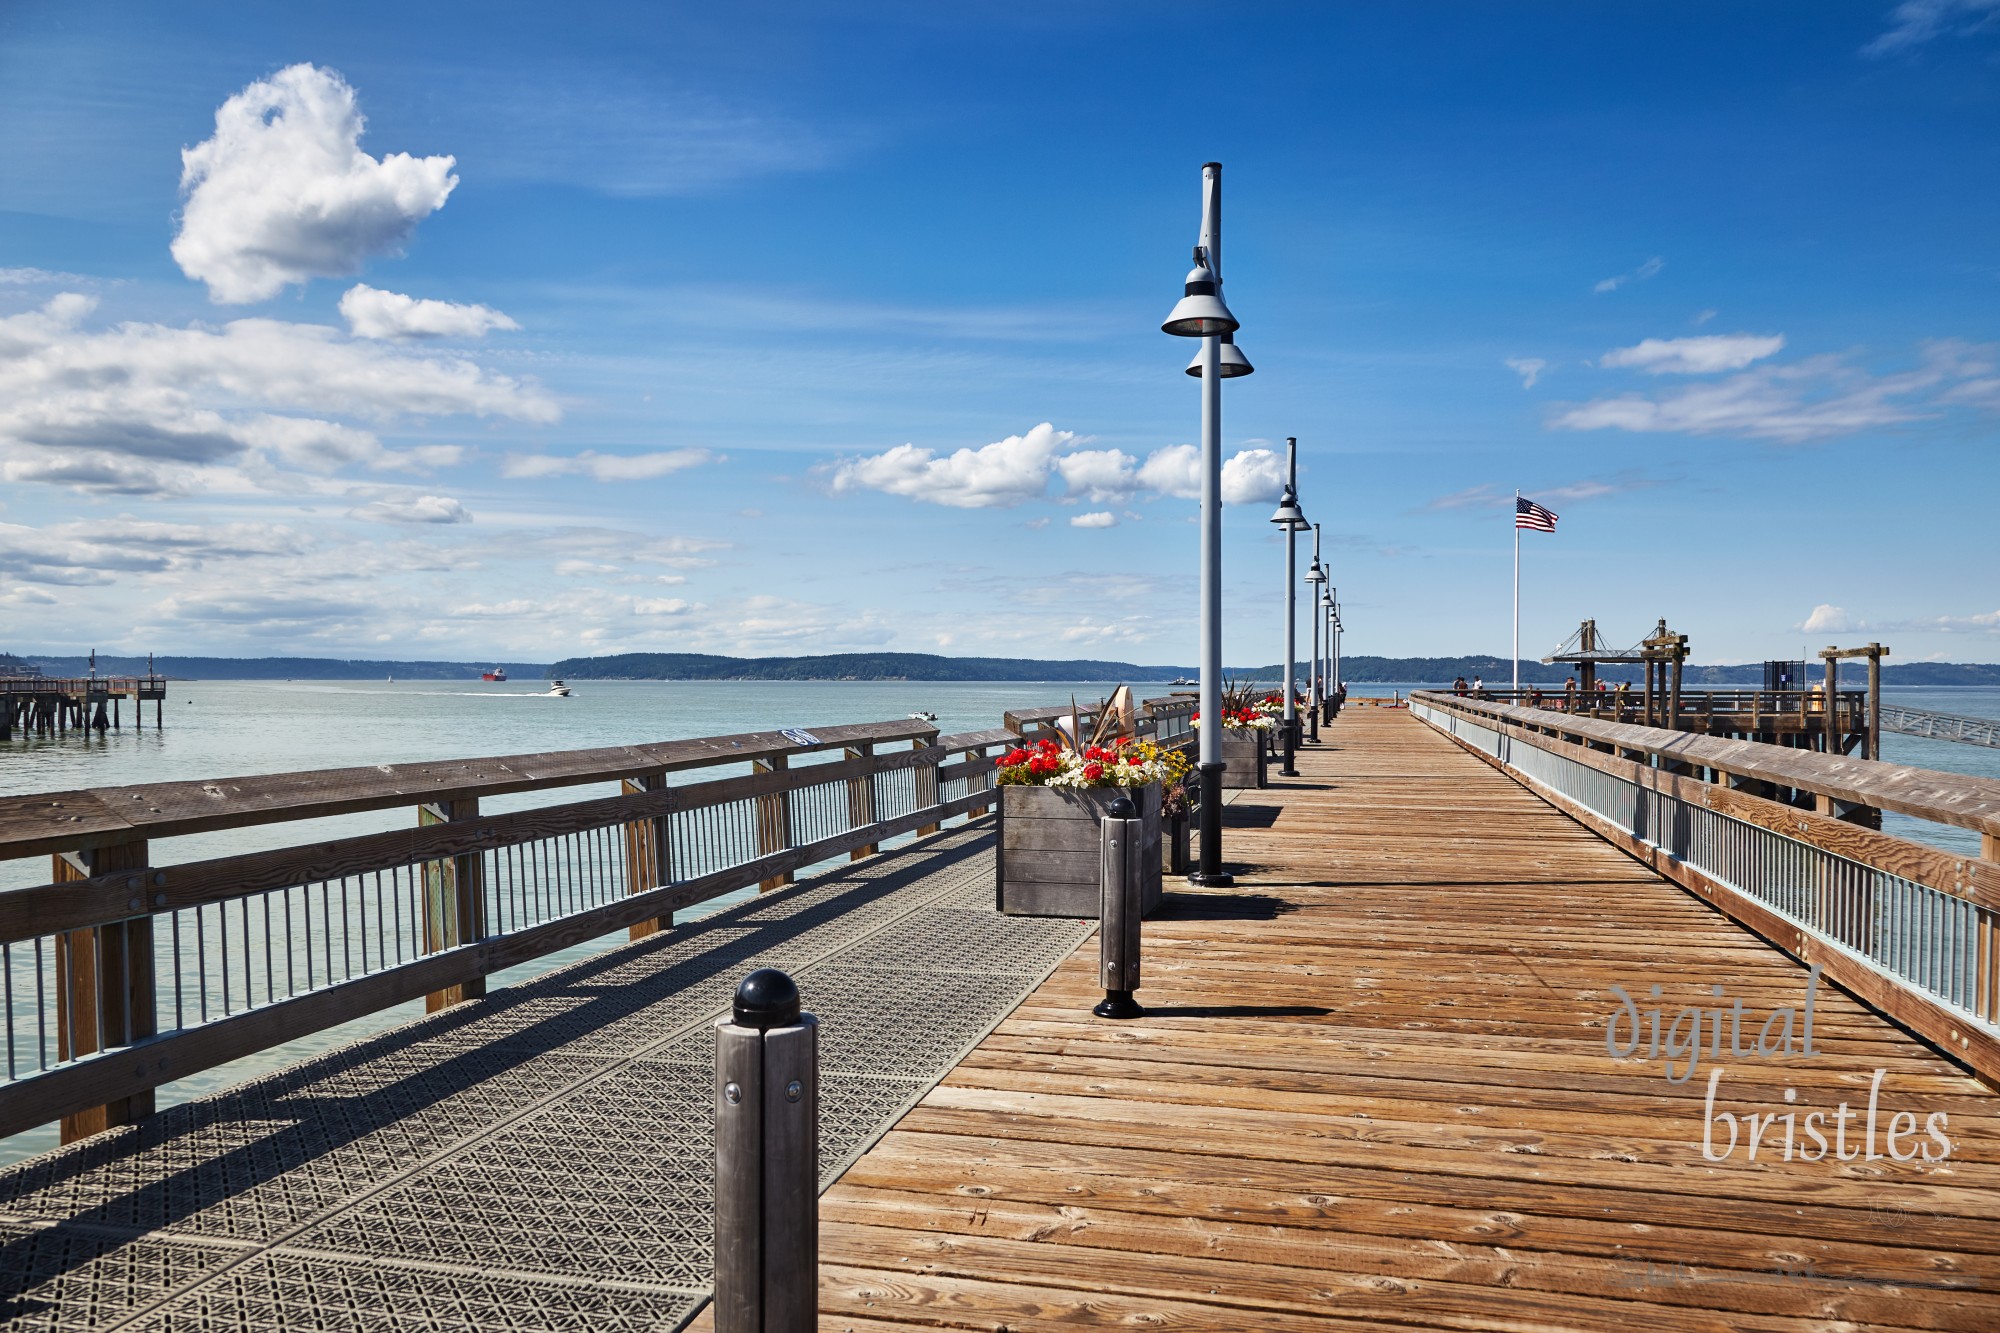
[846,743,878,860]
[51,839,153,1143]
[754,755,792,890]
[418,798,485,1011]
[915,737,942,835]
[622,772,671,939]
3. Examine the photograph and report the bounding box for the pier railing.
[0,716,1026,1143]
[1451,685,1870,736]
[1411,690,2000,1081]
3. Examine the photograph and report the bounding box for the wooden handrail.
[0,718,935,861]
[1413,691,2000,838]
[0,711,1027,1143]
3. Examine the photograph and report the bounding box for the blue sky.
[1,1,1997,666]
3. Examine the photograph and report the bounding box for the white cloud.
[340,285,519,340]
[1693,309,1718,326]
[0,518,310,585]
[1505,357,1547,389]
[829,422,1073,508]
[1799,604,1862,634]
[347,494,472,524]
[1593,256,1665,294]
[0,293,555,496]
[1600,334,1785,375]
[1054,449,1138,503]
[633,597,692,615]
[1427,473,1662,512]
[1552,343,1994,444]
[173,65,458,303]
[1864,0,2000,54]
[1221,448,1286,504]
[0,267,98,287]
[500,448,716,482]
[1070,511,1117,529]
[832,426,1290,511]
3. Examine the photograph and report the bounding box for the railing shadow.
[0,829,994,1319]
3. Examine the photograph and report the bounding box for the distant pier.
[0,673,168,739]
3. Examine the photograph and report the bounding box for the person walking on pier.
[1564,676,1577,712]
[1452,675,1468,696]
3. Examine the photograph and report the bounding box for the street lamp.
[1321,588,1339,723]
[1161,161,1237,887]
[1329,593,1342,718]
[1305,526,1325,743]
[1269,438,1306,777]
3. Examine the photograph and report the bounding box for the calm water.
[4,677,1996,1162]
[0,677,1138,1162]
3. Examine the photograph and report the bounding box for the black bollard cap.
[733,968,800,1030]
[1107,795,1137,819]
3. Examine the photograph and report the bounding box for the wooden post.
[754,755,792,891]
[846,742,878,861]
[1867,644,1883,761]
[52,839,154,1142]
[915,737,942,835]
[1985,833,1999,1027]
[1823,650,1839,755]
[418,798,485,1011]
[623,772,672,939]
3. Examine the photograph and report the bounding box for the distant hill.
[0,654,550,681]
[8,649,1997,688]
[547,652,1195,681]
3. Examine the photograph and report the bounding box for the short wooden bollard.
[1094,796,1144,1019]
[714,968,819,1333]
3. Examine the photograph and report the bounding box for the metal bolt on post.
[714,968,819,1333]
[1094,796,1144,1019]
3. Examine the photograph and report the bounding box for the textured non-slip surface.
[0,823,1090,1332]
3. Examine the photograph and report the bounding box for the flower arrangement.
[1192,706,1276,731]
[997,735,1180,789]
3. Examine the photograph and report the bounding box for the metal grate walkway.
[0,824,1088,1332]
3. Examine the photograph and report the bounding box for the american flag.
[1515,496,1558,532]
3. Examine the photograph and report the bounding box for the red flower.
[1082,761,1105,781]
[1002,748,1029,766]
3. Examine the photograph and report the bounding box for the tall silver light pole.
[1161,162,1240,887]
[1321,588,1335,724]
[1305,525,1325,744]
[1331,594,1342,716]
[1269,439,1306,777]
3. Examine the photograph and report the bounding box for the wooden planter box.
[997,783,1163,918]
[1220,731,1268,788]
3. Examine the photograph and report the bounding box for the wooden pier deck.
[790,708,2000,1331]
[3,705,1996,1330]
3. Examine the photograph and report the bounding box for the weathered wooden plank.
[0,718,938,860]
[816,710,2000,1331]
[1420,691,2000,838]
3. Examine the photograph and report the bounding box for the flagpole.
[1512,489,1520,695]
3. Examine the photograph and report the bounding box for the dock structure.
[1,694,1996,1328]
[1,674,168,740]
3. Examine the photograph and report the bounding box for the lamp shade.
[1185,334,1254,377]
[1268,486,1306,529]
[1161,263,1238,337]
[1305,560,1326,585]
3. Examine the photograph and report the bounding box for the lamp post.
[1318,588,1333,724]
[1161,162,1240,888]
[1269,438,1306,777]
[1331,597,1342,717]
[1305,526,1325,743]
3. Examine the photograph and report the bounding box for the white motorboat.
[908,710,937,722]
[546,680,572,697]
